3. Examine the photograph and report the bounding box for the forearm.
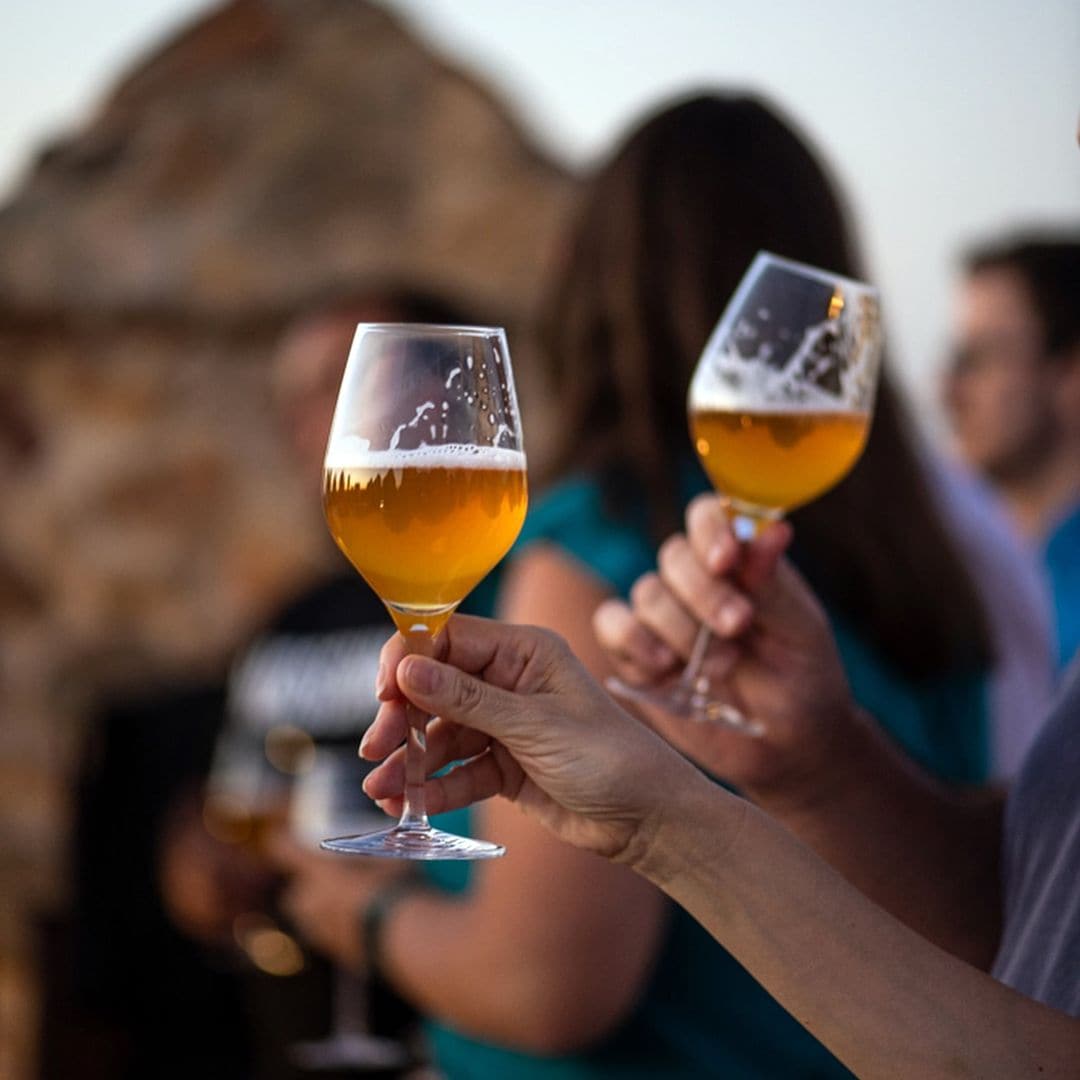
[377,875,661,1053]
[379,889,539,1042]
[746,707,1003,966]
[637,774,1078,1080]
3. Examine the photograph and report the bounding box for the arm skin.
[363,617,1080,1080]
[740,709,1004,971]
[643,772,1075,1080]
[374,545,667,1052]
[594,495,1003,967]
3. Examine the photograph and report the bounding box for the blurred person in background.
[276,92,1040,1078]
[917,453,1054,779]
[943,236,1080,674]
[151,286,474,1078]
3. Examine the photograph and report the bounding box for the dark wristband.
[361,877,426,979]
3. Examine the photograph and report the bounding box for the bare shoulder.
[498,543,614,655]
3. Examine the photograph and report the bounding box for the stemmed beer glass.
[612,252,882,732]
[289,748,412,1071]
[321,324,527,858]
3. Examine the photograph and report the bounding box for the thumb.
[397,655,520,740]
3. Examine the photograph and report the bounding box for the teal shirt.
[431,473,988,1079]
[1043,502,1080,673]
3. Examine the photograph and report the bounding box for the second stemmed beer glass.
[321,324,527,858]
[613,252,882,733]
[289,749,410,1071]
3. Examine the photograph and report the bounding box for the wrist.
[742,703,878,819]
[623,764,747,891]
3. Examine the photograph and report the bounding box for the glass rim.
[754,250,878,296]
[352,321,507,337]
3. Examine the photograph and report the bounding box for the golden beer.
[324,447,527,635]
[690,408,869,513]
[203,794,288,855]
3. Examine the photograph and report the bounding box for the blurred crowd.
[1,2,1077,1079]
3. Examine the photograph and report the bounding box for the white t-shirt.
[993,657,1080,1013]
[925,456,1054,780]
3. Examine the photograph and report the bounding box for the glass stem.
[680,623,715,696]
[332,967,370,1036]
[398,631,435,832]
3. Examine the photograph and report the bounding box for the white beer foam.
[325,441,527,471]
[693,314,876,413]
[691,391,868,415]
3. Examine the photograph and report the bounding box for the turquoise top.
[1042,502,1080,673]
[430,472,988,1078]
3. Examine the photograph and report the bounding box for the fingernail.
[374,661,387,696]
[359,728,372,756]
[717,598,750,634]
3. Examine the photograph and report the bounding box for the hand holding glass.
[321,324,527,858]
[611,252,882,733]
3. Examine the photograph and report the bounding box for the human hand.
[361,617,709,868]
[158,791,277,947]
[593,494,858,806]
[268,834,407,971]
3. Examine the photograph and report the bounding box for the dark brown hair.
[540,92,991,679]
[963,235,1080,359]
[291,281,478,330]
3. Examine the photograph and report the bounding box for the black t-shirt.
[226,573,393,742]
[70,575,408,1077]
[209,573,395,829]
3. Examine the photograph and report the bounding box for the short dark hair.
[293,281,477,329]
[963,236,1080,358]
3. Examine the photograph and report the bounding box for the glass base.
[291,1032,409,1072]
[606,676,766,737]
[320,824,506,861]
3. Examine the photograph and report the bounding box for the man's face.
[274,317,356,484]
[943,267,1060,482]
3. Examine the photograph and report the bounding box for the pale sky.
[2,0,1078,429]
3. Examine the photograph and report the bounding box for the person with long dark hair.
[279,93,1027,1077]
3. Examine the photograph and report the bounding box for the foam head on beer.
[322,323,527,638]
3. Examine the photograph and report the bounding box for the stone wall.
[0,2,575,1073]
